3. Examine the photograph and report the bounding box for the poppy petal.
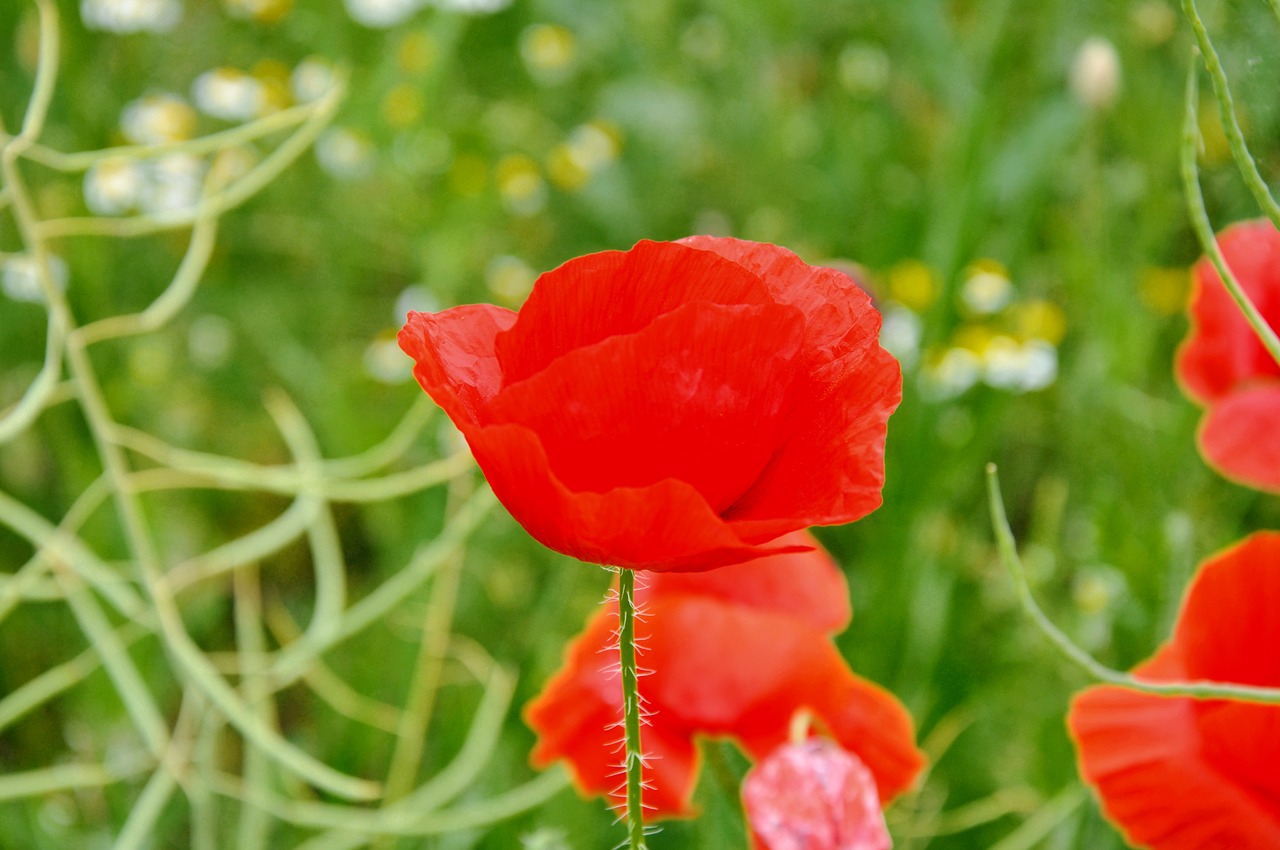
[676,237,881,383]
[679,236,900,538]
[1068,532,1280,849]
[495,240,774,387]
[648,596,924,803]
[727,640,926,804]
[489,301,806,514]
[458,421,806,570]
[724,345,901,542]
[1175,219,1280,405]
[1198,384,1280,492]
[642,530,851,634]
[398,305,517,426]
[524,608,700,818]
[1172,533,1280,807]
[742,738,891,850]
[1070,674,1280,849]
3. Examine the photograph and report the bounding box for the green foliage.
[1,0,1278,847]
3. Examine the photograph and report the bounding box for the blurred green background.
[2,0,1279,847]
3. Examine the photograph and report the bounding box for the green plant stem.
[2,72,377,798]
[381,475,473,819]
[1180,62,1280,368]
[110,421,470,500]
[1182,0,1280,229]
[986,464,1280,704]
[0,759,152,802]
[616,568,648,850]
[211,767,569,840]
[265,485,495,691]
[20,96,333,172]
[0,623,146,735]
[234,563,275,850]
[36,68,347,240]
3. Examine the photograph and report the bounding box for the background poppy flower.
[524,531,925,818]
[742,737,891,850]
[1175,219,1280,490]
[1067,532,1280,849]
[398,237,901,571]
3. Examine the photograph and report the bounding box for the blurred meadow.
[2,0,1279,847]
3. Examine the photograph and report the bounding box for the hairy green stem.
[986,464,1280,704]
[616,568,648,850]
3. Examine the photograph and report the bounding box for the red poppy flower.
[398,238,901,571]
[742,738,891,850]
[1067,532,1280,849]
[524,531,925,818]
[1175,219,1280,491]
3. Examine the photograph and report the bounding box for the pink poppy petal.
[743,738,891,850]
[1198,384,1280,492]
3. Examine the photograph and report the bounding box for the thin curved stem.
[0,622,147,735]
[37,69,347,240]
[1182,0,1280,229]
[109,420,470,501]
[20,97,332,173]
[1180,61,1280,368]
[265,485,495,691]
[0,311,66,444]
[264,390,346,647]
[986,464,1280,704]
[13,0,59,149]
[74,189,220,345]
[381,475,473,812]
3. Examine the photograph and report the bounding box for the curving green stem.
[616,568,649,850]
[1182,0,1280,231]
[986,464,1280,704]
[1180,61,1280,369]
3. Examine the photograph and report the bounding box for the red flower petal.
[743,738,891,850]
[401,238,899,571]
[1175,219,1280,405]
[458,421,807,570]
[525,608,700,817]
[642,530,850,634]
[488,301,806,514]
[398,304,517,426]
[725,347,901,542]
[657,596,922,805]
[525,541,924,819]
[1068,533,1280,849]
[722,634,925,804]
[495,240,774,387]
[1197,384,1280,492]
[679,237,901,540]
